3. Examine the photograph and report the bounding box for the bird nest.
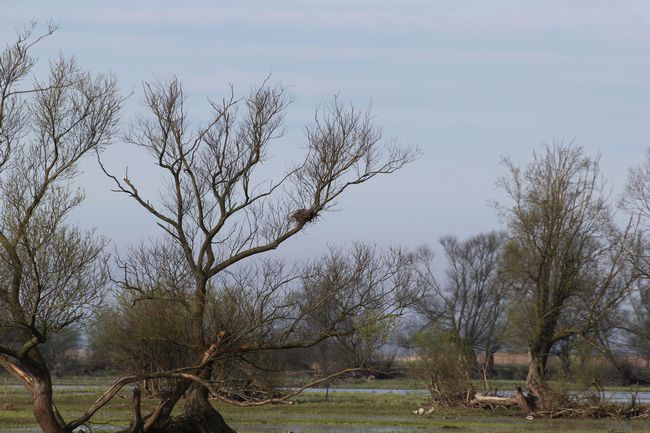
[291,208,318,224]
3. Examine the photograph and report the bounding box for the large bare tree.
[99,78,417,432]
[0,22,121,433]
[496,143,638,411]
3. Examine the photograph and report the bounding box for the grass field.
[1,377,649,432]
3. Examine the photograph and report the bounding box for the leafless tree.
[412,232,508,391]
[496,142,638,410]
[0,22,121,433]
[98,78,417,432]
[621,148,650,370]
[623,285,650,366]
[298,244,416,371]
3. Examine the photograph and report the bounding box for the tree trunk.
[32,374,65,433]
[182,383,235,433]
[513,386,533,414]
[143,379,192,432]
[127,387,143,433]
[481,349,496,394]
[1,348,66,433]
[525,350,557,411]
[459,339,478,376]
[144,385,235,433]
[486,350,495,376]
[144,274,236,433]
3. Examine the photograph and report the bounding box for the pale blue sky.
[2,1,650,259]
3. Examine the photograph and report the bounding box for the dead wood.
[514,386,535,414]
[471,394,518,409]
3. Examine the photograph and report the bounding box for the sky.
[2,1,650,261]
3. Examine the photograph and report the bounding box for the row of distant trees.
[3,21,650,433]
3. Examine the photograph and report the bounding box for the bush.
[410,328,473,406]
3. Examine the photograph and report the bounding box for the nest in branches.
[291,208,318,224]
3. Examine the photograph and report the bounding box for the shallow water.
[233,425,428,432]
[494,389,650,404]
[293,387,650,403]
[287,387,428,395]
[6,382,648,402]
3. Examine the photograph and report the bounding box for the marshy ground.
[1,377,649,432]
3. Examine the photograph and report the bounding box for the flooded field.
[2,378,650,432]
[293,386,650,403]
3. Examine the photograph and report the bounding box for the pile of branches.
[471,388,650,419]
[533,404,649,419]
[533,396,650,420]
[427,384,476,407]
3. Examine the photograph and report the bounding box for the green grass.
[327,376,650,394]
[1,377,649,432]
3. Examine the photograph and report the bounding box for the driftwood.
[471,395,518,408]
[471,387,534,414]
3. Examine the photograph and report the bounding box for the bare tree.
[624,285,650,365]
[496,143,638,410]
[412,232,508,389]
[0,22,120,433]
[98,78,417,432]
[623,148,650,223]
[298,244,415,371]
[621,148,650,370]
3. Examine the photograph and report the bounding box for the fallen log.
[471,387,535,413]
[471,394,518,408]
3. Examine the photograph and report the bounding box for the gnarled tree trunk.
[143,387,234,433]
[179,383,235,433]
[1,353,66,433]
[141,371,235,433]
[140,392,235,433]
[525,350,557,411]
